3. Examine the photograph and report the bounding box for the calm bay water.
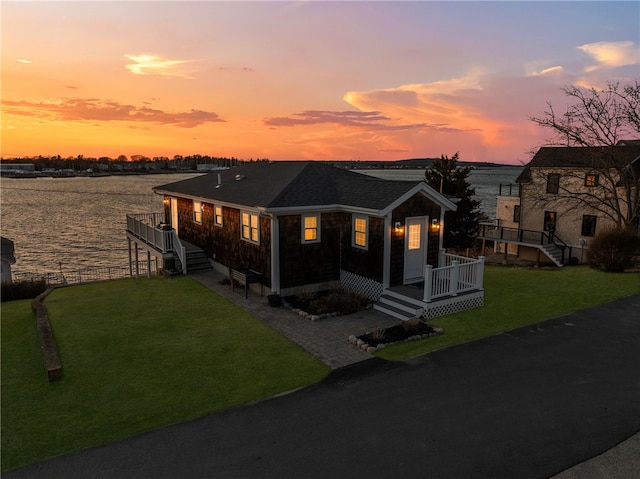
[1,167,522,275]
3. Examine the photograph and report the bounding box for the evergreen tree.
[424,153,482,251]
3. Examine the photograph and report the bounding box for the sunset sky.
[2,1,638,164]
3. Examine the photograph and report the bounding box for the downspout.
[383,214,392,289]
[270,215,280,294]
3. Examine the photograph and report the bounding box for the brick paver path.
[189,271,399,369]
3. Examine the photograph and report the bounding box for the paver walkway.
[189,271,400,369]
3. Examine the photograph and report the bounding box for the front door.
[170,197,179,235]
[404,216,427,283]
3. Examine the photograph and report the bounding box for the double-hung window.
[193,200,202,224]
[352,215,368,249]
[581,215,597,236]
[302,214,320,243]
[546,173,560,194]
[214,205,223,227]
[241,211,259,244]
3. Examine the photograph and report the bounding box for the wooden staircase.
[176,241,213,273]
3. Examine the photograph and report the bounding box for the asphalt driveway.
[6,294,640,478]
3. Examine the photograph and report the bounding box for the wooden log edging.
[31,288,63,382]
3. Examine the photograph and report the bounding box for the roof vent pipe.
[215,173,222,188]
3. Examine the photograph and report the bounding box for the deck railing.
[477,224,572,264]
[12,260,159,286]
[126,213,187,273]
[424,254,485,302]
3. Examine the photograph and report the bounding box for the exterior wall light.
[394,222,404,233]
[431,218,440,232]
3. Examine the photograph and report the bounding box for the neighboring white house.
[479,142,640,266]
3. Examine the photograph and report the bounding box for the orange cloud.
[1,98,225,127]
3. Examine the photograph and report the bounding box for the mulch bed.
[350,320,443,352]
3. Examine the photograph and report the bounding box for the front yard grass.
[376,265,640,361]
[1,276,329,472]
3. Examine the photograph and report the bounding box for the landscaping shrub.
[285,288,370,315]
[587,227,640,272]
[1,280,48,302]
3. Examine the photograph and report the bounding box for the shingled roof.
[154,161,453,212]
[517,145,640,183]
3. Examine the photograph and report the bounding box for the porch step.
[185,249,213,273]
[374,293,425,321]
[540,244,564,267]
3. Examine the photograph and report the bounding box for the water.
[1,173,200,274]
[356,166,523,218]
[1,167,522,275]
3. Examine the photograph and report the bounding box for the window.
[241,212,259,243]
[214,205,223,227]
[407,223,421,250]
[352,215,368,249]
[581,215,597,236]
[193,200,202,224]
[543,211,557,232]
[302,214,320,243]
[585,174,599,187]
[546,173,560,194]
[513,204,521,223]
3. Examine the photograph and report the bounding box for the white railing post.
[450,260,459,297]
[423,264,433,302]
[477,256,485,291]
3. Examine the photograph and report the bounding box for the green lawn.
[1,276,329,472]
[376,265,640,361]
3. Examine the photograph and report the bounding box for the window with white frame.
[214,205,223,227]
[241,211,259,243]
[352,215,368,249]
[193,200,202,224]
[302,214,320,243]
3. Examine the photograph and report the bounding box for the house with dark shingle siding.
[152,161,457,299]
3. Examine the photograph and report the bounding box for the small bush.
[285,288,370,315]
[1,279,48,302]
[587,227,640,272]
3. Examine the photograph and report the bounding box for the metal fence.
[11,260,159,286]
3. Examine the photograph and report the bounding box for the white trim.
[383,214,392,289]
[379,183,457,215]
[193,200,202,224]
[241,211,260,244]
[352,214,369,250]
[301,213,321,244]
[270,215,280,293]
[214,204,223,227]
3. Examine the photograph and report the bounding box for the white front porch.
[374,252,485,320]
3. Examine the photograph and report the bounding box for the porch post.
[478,256,485,291]
[127,237,133,277]
[146,251,152,278]
[439,248,446,267]
[134,242,139,278]
[451,260,459,297]
[423,264,433,302]
[382,215,391,289]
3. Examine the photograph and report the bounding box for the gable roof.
[153,161,456,213]
[516,145,640,183]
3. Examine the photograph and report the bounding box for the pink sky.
[2,1,638,164]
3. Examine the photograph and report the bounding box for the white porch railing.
[126,213,187,274]
[423,253,485,302]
